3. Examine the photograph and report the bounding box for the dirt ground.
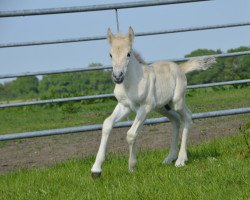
[0,115,248,174]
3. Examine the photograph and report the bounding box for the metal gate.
[0,0,249,141]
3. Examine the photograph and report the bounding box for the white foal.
[91,27,216,177]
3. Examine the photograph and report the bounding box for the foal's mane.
[133,51,146,64]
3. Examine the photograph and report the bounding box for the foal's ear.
[128,26,134,44]
[107,28,114,44]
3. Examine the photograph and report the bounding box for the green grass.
[0,86,249,135]
[0,101,117,134]
[0,133,249,200]
[0,86,249,199]
[186,86,250,113]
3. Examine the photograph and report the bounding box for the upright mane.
[133,51,146,64]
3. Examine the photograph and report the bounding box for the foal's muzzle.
[112,72,124,84]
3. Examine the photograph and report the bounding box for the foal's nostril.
[112,71,124,84]
[119,72,123,78]
[112,72,123,79]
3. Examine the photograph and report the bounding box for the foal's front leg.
[126,106,149,172]
[91,103,130,177]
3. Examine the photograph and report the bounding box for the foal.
[91,27,216,177]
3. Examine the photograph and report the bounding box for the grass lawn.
[0,85,249,135]
[0,131,249,200]
[0,86,249,199]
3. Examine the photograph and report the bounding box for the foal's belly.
[154,88,174,108]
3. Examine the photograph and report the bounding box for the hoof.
[162,156,177,165]
[175,158,187,167]
[91,172,102,179]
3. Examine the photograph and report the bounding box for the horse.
[91,27,216,177]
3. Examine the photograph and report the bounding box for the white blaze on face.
[107,27,134,84]
[111,40,131,79]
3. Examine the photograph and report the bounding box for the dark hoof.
[91,172,101,179]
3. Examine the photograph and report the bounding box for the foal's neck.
[124,52,143,89]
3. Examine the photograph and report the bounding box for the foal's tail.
[180,57,216,74]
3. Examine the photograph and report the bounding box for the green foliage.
[0,83,13,101]
[0,76,39,101]
[227,46,250,53]
[11,76,39,98]
[185,48,222,57]
[186,46,250,85]
[39,63,114,100]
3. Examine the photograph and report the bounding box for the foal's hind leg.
[157,107,181,164]
[174,101,192,167]
[170,75,193,167]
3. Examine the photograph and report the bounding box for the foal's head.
[107,27,134,84]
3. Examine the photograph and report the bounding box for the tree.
[10,76,39,99]
[185,49,222,84]
[185,49,222,58]
[227,46,250,53]
[39,63,114,99]
[184,47,250,84]
[227,46,250,80]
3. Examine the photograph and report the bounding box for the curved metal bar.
[0,107,249,141]
[0,22,249,48]
[0,79,249,108]
[0,0,211,18]
[1,51,250,79]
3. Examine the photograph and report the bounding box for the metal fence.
[0,0,211,18]
[0,0,250,141]
[1,107,250,141]
[1,22,250,48]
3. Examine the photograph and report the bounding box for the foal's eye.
[127,52,131,57]
[109,53,112,58]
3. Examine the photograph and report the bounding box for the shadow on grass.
[188,144,221,164]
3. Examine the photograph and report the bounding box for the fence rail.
[0,0,210,18]
[1,22,250,48]
[1,51,250,79]
[0,79,249,108]
[0,107,249,141]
